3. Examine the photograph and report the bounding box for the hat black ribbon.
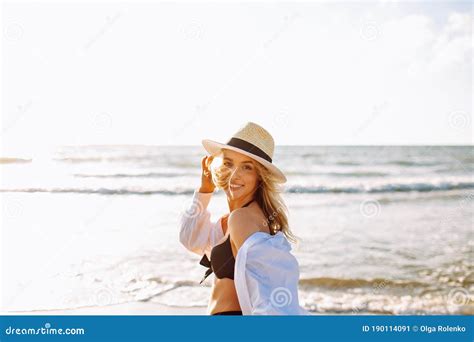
[226,137,272,163]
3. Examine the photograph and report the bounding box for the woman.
[179,122,308,315]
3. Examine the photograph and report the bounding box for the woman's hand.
[199,155,215,193]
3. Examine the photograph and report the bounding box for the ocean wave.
[54,157,104,163]
[0,187,195,196]
[76,170,389,178]
[54,156,162,164]
[377,191,473,204]
[73,172,197,178]
[54,157,197,168]
[298,288,474,315]
[384,160,441,167]
[1,180,473,195]
[299,276,429,289]
[285,171,390,177]
[286,181,474,194]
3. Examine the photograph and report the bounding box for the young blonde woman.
[179,122,309,315]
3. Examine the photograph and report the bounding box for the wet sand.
[1,302,207,315]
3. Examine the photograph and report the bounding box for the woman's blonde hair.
[211,149,297,244]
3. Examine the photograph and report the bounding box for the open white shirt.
[179,190,310,315]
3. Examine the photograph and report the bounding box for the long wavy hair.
[210,149,297,244]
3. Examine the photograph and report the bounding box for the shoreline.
[1,302,207,316]
[1,303,324,316]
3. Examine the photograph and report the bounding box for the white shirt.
[179,190,310,315]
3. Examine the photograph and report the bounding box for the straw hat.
[202,122,287,183]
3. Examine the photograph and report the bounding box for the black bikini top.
[199,199,254,284]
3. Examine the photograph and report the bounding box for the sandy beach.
[1,302,207,316]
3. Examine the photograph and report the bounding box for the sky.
[1,1,472,157]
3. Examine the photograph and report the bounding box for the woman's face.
[221,149,259,200]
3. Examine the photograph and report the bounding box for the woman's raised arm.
[178,156,223,256]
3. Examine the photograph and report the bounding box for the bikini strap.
[242,199,254,208]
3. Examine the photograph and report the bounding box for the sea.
[1,145,473,314]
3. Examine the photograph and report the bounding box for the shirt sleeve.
[234,232,311,315]
[178,190,224,256]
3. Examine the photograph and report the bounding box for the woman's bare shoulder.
[228,207,268,250]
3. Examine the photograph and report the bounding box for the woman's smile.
[229,183,244,191]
